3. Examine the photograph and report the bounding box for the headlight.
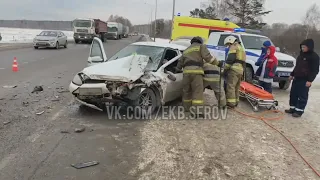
[80,73,90,81]
[72,74,83,86]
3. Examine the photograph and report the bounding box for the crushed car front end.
[69,72,162,111]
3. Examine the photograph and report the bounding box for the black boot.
[292,112,302,118]
[227,103,235,109]
[285,108,295,114]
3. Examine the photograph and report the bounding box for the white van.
[206,30,295,90]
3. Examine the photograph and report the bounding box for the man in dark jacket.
[285,39,319,117]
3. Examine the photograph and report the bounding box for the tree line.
[133,0,320,55]
[107,15,133,31]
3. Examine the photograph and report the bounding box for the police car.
[206,28,295,90]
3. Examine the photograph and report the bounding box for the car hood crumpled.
[82,55,150,82]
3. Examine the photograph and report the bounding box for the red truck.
[73,18,108,43]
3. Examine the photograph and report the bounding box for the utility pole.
[154,0,157,42]
[169,0,176,39]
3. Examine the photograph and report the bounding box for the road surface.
[0,36,320,180]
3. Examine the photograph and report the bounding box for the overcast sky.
[0,0,319,25]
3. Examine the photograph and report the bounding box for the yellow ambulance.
[170,16,240,43]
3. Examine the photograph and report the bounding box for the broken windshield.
[109,45,166,71]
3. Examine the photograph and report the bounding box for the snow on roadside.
[155,38,170,43]
[0,27,73,43]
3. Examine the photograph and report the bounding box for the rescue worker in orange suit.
[203,62,227,108]
[175,36,222,116]
[223,36,246,108]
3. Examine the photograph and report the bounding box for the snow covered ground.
[0,27,73,43]
[155,38,170,43]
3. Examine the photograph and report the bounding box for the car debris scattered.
[31,86,43,93]
[36,111,45,115]
[3,121,11,125]
[71,161,99,169]
[75,127,86,133]
[22,102,29,107]
[51,96,60,101]
[60,130,70,134]
[3,85,17,88]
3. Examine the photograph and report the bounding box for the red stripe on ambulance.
[178,23,234,31]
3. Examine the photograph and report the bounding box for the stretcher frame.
[239,83,278,112]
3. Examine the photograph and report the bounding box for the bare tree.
[210,0,230,20]
[302,3,320,38]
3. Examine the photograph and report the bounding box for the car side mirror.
[276,47,280,52]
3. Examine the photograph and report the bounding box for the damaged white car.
[69,37,187,112]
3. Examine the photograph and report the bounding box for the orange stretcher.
[239,81,278,111]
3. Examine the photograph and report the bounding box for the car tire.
[132,88,157,115]
[34,46,38,49]
[245,65,253,83]
[279,80,290,90]
[64,41,67,48]
[75,40,79,44]
[55,42,59,49]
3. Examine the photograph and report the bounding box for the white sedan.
[69,37,186,112]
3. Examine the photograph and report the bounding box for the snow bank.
[155,38,170,43]
[0,27,73,43]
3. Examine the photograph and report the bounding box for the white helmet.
[224,36,237,45]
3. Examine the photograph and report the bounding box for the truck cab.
[73,18,95,43]
[206,29,296,90]
[73,18,107,44]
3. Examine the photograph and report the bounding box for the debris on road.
[57,89,68,93]
[3,121,11,125]
[0,98,5,100]
[36,111,45,115]
[60,130,70,134]
[71,161,99,169]
[51,95,60,101]
[22,102,29,107]
[9,95,18,100]
[3,85,17,88]
[31,86,43,93]
[75,127,86,133]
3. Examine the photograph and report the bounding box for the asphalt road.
[0,36,143,180]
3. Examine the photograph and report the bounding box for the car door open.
[87,37,108,66]
[159,54,183,103]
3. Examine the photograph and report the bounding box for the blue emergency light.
[177,12,181,16]
[233,28,246,32]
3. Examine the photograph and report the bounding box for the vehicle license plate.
[277,72,290,76]
[79,88,102,95]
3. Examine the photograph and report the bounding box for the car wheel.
[34,46,38,49]
[64,41,67,48]
[279,80,290,90]
[132,88,157,115]
[75,40,79,44]
[245,65,253,83]
[55,42,59,49]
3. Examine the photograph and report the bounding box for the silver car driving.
[33,30,68,49]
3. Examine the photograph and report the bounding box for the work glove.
[218,61,224,68]
[174,67,181,73]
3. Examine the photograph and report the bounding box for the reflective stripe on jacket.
[177,43,219,74]
[203,63,220,82]
[225,44,246,75]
